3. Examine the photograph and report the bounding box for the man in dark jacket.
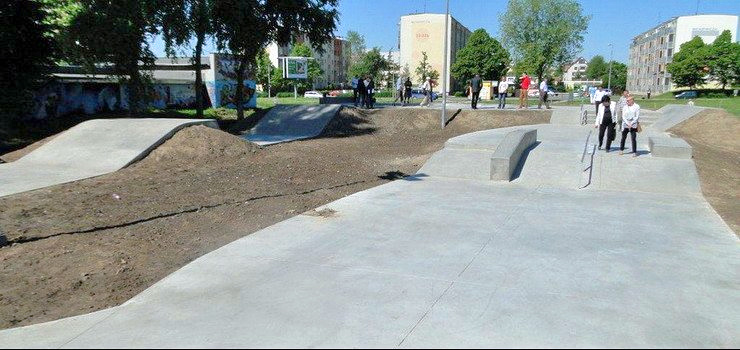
[470,74,482,109]
[356,75,367,109]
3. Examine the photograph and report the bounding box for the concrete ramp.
[245,105,341,146]
[0,118,218,197]
[650,104,705,132]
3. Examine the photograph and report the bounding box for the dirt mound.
[141,125,261,165]
[670,109,740,235]
[0,134,57,163]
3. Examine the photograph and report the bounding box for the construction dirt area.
[0,107,550,329]
[669,109,740,235]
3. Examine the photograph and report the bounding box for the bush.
[454,91,466,97]
[373,90,393,98]
[276,92,296,98]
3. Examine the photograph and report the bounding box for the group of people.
[594,90,641,156]
[350,75,377,109]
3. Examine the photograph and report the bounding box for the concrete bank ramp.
[650,104,705,132]
[0,118,218,198]
[245,105,341,146]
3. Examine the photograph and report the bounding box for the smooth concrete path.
[0,118,218,198]
[2,112,738,348]
[244,105,341,145]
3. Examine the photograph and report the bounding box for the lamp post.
[607,43,613,91]
[441,0,450,129]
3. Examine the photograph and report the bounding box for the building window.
[665,78,670,85]
[667,49,673,57]
[659,50,663,58]
[660,37,665,45]
[669,34,674,42]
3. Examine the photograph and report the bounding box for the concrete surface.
[2,109,738,348]
[650,104,705,132]
[0,118,218,198]
[244,105,341,145]
[491,129,537,181]
[649,136,693,159]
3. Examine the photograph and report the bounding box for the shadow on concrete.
[510,141,542,181]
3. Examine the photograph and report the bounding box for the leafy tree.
[290,42,324,90]
[346,30,366,72]
[608,61,627,92]
[211,0,338,119]
[349,47,390,80]
[667,36,709,89]
[451,29,510,82]
[383,50,400,89]
[706,30,740,89]
[402,64,411,80]
[500,0,590,83]
[40,0,81,61]
[68,0,160,113]
[0,0,56,124]
[415,51,439,83]
[159,0,214,117]
[255,49,276,93]
[585,55,607,81]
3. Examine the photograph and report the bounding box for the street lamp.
[441,0,450,129]
[607,43,613,90]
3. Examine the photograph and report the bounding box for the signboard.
[282,57,308,79]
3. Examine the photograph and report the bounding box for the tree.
[211,0,338,119]
[290,42,324,90]
[68,0,160,113]
[346,30,366,72]
[585,55,607,81]
[500,0,590,83]
[451,29,510,82]
[415,51,439,83]
[349,47,389,80]
[707,30,739,89]
[383,50,400,89]
[255,49,275,93]
[159,0,214,117]
[0,0,56,123]
[608,61,627,92]
[667,37,709,89]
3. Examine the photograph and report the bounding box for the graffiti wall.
[31,82,120,119]
[205,54,257,109]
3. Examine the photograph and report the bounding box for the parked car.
[675,91,698,99]
[409,88,438,100]
[303,91,323,98]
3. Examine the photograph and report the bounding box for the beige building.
[627,14,738,94]
[267,35,350,89]
[399,13,472,93]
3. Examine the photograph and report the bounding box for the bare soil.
[669,109,740,236]
[0,107,550,329]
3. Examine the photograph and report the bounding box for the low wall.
[490,129,538,181]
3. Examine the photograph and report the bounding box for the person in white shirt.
[594,95,617,151]
[616,90,630,131]
[393,76,404,106]
[351,76,360,107]
[420,77,432,107]
[538,78,550,109]
[497,77,509,109]
[620,96,640,156]
[593,87,605,114]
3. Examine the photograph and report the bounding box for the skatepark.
[0,105,738,348]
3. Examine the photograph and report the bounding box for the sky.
[149,0,740,63]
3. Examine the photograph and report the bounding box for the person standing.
[593,86,605,114]
[594,95,616,152]
[364,76,375,109]
[538,77,550,109]
[647,88,651,99]
[620,96,640,157]
[356,75,367,109]
[470,74,482,109]
[420,77,432,107]
[393,75,404,106]
[351,76,360,107]
[497,77,509,109]
[404,77,413,104]
[518,73,531,109]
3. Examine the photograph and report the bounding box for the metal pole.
[441,0,450,129]
[267,62,271,98]
[608,44,613,91]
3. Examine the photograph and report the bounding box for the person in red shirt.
[518,73,531,109]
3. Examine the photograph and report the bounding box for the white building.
[561,57,602,89]
[627,14,738,94]
[399,13,472,93]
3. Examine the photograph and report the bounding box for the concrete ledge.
[649,136,693,159]
[490,129,537,181]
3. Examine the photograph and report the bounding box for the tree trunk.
[127,61,142,115]
[235,56,247,120]
[194,30,205,118]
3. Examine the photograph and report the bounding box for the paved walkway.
[1,112,738,348]
[0,119,217,198]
